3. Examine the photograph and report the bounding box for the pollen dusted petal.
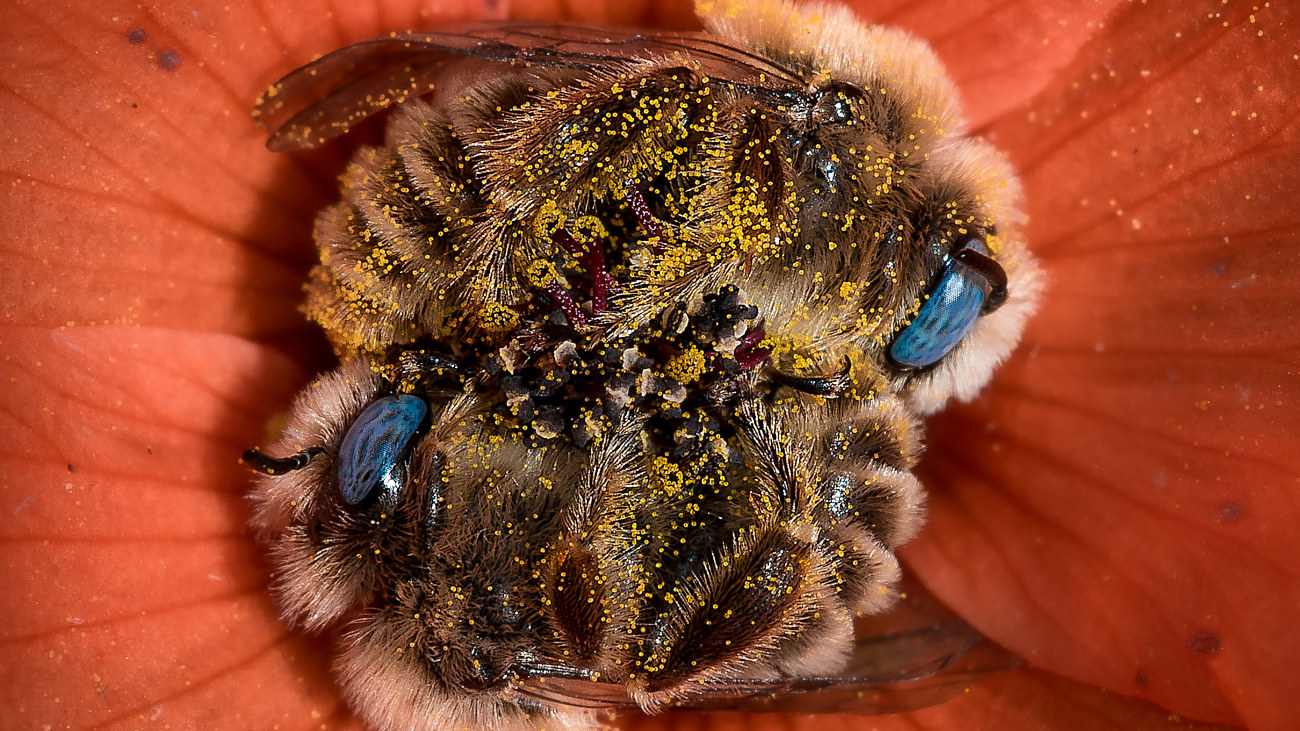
[909,0,1300,727]
[18,0,1275,728]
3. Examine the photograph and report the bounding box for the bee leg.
[766,356,853,397]
[395,348,468,388]
[241,447,324,475]
[538,422,645,675]
[630,520,848,710]
[632,397,860,709]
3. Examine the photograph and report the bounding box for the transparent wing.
[253,22,805,152]
[512,618,1018,716]
[676,620,1020,715]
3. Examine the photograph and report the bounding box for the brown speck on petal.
[158,49,182,70]
[1187,634,1221,655]
[1212,501,1243,523]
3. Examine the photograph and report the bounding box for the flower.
[1,0,1295,729]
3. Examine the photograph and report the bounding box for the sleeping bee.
[244,1,1040,729]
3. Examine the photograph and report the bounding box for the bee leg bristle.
[242,447,324,475]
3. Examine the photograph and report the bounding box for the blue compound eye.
[889,239,1008,369]
[336,394,428,505]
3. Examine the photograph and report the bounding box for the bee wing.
[675,620,1021,715]
[511,675,640,711]
[514,619,1018,716]
[254,22,804,152]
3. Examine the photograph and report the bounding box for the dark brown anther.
[954,247,1008,313]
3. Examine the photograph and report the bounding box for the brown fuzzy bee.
[245,1,1040,729]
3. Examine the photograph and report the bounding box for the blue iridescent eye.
[889,239,1005,369]
[336,394,428,505]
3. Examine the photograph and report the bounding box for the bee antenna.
[242,447,325,475]
[953,246,1009,314]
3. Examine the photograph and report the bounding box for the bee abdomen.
[539,539,612,662]
[630,522,839,707]
[480,61,710,213]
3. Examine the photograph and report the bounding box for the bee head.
[246,360,437,630]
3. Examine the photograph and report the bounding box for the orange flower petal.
[0,326,335,728]
[0,1,494,729]
[908,1,1300,728]
[847,0,1124,127]
[625,668,1242,731]
[7,0,1291,730]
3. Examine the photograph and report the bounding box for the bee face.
[246,1,1036,728]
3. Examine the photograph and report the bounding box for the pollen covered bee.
[244,1,1040,729]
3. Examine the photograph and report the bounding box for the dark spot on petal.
[1212,501,1243,522]
[158,50,181,71]
[147,447,153,455]
[131,103,138,109]
[1135,670,1148,687]
[1211,261,1227,275]
[67,463,77,473]
[127,28,147,44]
[1186,633,1220,654]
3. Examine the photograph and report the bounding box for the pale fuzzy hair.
[900,139,1042,415]
[702,0,1040,414]
[699,0,966,142]
[248,357,383,540]
[337,614,600,731]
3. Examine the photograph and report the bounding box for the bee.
[244,1,1040,729]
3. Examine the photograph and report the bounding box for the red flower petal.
[626,668,1242,731]
[847,0,1124,128]
[5,0,1293,730]
[0,1,493,729]
[909,1,1300,728]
